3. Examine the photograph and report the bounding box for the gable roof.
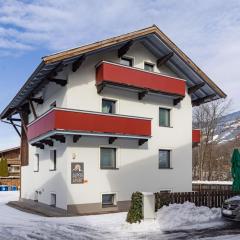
[0,25,226,119]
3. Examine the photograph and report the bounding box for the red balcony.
[27,108,151,143]
[192,129,201,144]
[96,61,186,99]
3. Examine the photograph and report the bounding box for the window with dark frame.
[102,99,116,114]
[159,108,170,127]
[50,193,56,207]
[159,150,171,169]
[144,62,154,72]
[50,150,57,171]
[34,154,39,172]
[100,148,116,169]
[120,57,133,67]
[102,193,116,207]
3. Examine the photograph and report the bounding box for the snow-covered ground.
[0,191,240,240]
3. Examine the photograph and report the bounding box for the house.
[0,25,226,214]
[0,147,20,187]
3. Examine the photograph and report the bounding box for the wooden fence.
[192,183,232,192]
[155,191,239,210]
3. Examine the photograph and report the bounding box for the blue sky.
[0,0,240,150]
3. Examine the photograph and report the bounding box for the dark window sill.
[49,169,56,171]
[100,168,119,170]
[159,125,173,128]
[33,170,39,172]
[102,204,117,208]
[159,167,173,170]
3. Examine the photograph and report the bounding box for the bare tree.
[193,99,231,181]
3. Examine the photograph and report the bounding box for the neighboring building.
[0,25,226,214]
[0,147,20,177]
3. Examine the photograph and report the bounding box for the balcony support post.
[138,90,148,100]
[139,139,148,146]
[73,135,82,143]
[173,97,183,106]
[32,142,44,149]
[50,135,66,143]
[40,139,54,147]
[109,137,117,144]
[96,83,105,94]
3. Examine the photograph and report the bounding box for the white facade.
[21,42,192,211]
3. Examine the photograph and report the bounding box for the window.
[50,150,57,171]
[102,193,116,207]
[120,57,133,67]
[50,101,56,108]
[50,193,56,207]
[33,154,39,172]
[159,108,170,127]
[144,62,154,72]
[159,150,171,169]
[100,148,116,169]
[102,99,116,114]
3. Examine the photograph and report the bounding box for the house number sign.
[71,162,84,184]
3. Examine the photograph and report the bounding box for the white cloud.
[0,0,239,111]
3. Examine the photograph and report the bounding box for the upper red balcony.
[96,61,186,102]
[192,129,201,145]
[27,108,151,147]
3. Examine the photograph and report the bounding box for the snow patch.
[156,202,222,230]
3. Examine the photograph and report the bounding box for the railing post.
[142,192,156,220]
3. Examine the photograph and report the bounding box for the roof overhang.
[0,25,226,120]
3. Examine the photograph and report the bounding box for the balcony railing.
[27,108,152,144]
[192,129,201,144]
[96,61,186,100]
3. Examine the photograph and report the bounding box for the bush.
[155,192,171,211]
[126,192,143,224]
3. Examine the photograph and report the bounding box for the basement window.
[120,57,133,67]
[50,150,57,171]
[50,193,56,207]
[102,193,116,207]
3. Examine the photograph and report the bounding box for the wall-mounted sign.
[71,162,84,184]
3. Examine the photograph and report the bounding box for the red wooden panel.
[192,129,201,143]
[27,109,151,141]
[27,110,56,140]
[96,62,186,96]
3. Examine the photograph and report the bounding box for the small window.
[102,99,116,114]
[50,150,57,171]
[144,62,154,72]
[120,57,133,67]
[102,193,116,207]
[100,148,116,169]
[159,108,170,127]
[33,154,39,172]
[50,193,56,207]
[50,101,56,108]
[159,150,171,169]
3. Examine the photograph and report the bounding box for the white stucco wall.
[21,42,192,209]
